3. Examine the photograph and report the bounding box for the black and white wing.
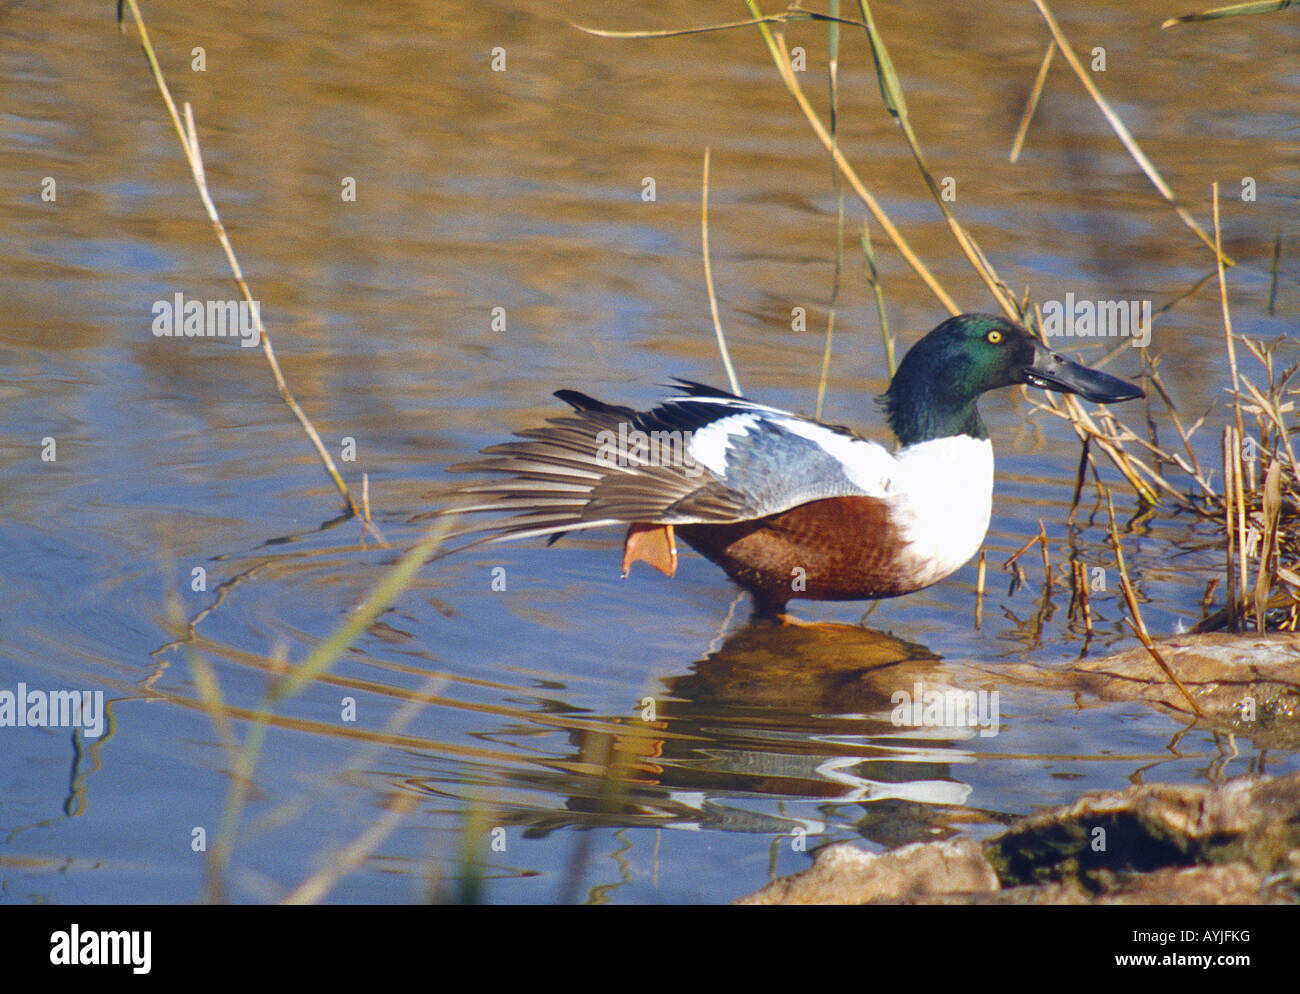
[424,382,901,549]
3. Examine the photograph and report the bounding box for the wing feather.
[422,385,901,556]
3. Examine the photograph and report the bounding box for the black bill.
[1023,344,1145,403]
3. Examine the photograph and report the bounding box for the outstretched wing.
[422,383,901,550]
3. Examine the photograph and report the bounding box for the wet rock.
[736,838,997,905]
[737,772,1300,904]
[1066,632,1300,745]
[928,864,1271,905]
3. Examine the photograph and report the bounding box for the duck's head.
[882,313,1145,446]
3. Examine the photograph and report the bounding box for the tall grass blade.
[1031,0,1234,266]
[1163,0,1299,28]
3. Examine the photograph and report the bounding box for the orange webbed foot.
[621,523,677,578]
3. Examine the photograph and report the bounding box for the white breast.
[887,436,994,589]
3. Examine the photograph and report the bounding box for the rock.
[1066,632,1300,745]
[736,838,998,905]
[737,772,1300,904]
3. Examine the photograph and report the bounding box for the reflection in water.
[407,620,1005,849]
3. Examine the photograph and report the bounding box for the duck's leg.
[749,591,802,624]
[752,592,872,631]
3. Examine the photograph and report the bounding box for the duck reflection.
[513,619,1007,848]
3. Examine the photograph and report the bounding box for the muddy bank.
[738,632,1300,904]
[739,773,1300,904]
[740,768,1300,905]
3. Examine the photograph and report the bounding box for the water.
[1,0,1297,904]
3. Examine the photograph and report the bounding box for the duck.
[434,313,1144,616]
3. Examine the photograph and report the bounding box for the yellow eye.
[987,329,1003,344]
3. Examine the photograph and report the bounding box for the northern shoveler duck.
[437,314,1144,615]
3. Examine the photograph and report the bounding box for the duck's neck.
[882,376,988,448]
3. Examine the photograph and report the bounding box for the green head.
[881,313,1144,446]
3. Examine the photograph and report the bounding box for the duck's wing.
[423,385,900,549]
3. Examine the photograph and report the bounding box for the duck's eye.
[986,329,1003,344]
